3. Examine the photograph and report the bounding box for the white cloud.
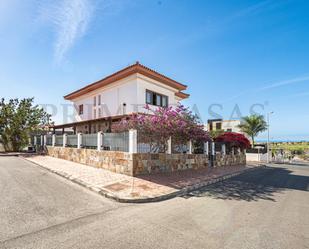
[40,0,95,64]
[223,74,309,103]
[232,0,272,18]
[259,75,309,91]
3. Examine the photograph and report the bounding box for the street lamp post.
[267,112,274,164]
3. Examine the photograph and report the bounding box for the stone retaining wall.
[132,153,209,175]
[46,146,246,176]
[214,153,246,167]
[46,146,133,175]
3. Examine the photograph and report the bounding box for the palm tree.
[238,115,267,147]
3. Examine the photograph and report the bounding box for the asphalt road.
[0,157,308,249]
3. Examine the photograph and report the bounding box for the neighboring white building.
[53,62,189,134]
[206,119,242,133]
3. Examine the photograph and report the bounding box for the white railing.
[32,131,227,156]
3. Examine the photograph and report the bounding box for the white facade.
[70,73,182,122]
[206,119,242,133]
[221,120,242,133]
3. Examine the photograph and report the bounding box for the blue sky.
[0,0,308,141]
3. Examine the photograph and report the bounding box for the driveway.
[0,157,308,249]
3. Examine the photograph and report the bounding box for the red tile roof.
[64,62,188,100]
[175,91,190,99]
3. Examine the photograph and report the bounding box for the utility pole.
[267,112,274,164]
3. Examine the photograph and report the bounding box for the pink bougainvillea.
[113,105,211,152]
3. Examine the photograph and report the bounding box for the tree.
[209,129,224,140]
[237,115,267,147]
[0,98,51,152]
[113,105,210,153]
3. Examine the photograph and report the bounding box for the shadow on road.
[184,166,309,202]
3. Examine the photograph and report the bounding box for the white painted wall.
[136,73,180,113]
[246,152,269,162]
[70,73,182,122]
[222,120,242,133]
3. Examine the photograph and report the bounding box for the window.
[79,105,83,115]
[162,96,168,107]
[146,91,152,104]
[146,90,168,107]
[209,123,213,131]
[93,96,96,106]
[98,108,102,118]
[156,95,162,106]
[98,95,101,105]
[94,109,96,119]
[216,122,222,130]
[227,128,232,132]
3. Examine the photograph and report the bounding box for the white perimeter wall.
[246,153,269,162]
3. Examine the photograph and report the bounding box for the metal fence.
[67,135,78,147]
[82,134,97,148]
[102,132,129,152]
[36,136,42,145]
[55,135,63,146]
[46,135,52,145]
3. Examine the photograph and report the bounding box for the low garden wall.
[46,146,246,176]
[132,153,209,175]
[46,146,133,175]
[214,153,246,167]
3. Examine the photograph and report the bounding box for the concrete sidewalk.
[22,155,261,203]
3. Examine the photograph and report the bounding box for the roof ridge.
[64,62,187,100]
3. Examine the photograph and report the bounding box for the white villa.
[206,119,243,133]
[52,62,189,134]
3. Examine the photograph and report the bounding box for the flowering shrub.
[113,105,210,153]
[215,132,251,149]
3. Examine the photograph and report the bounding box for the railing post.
[34,136,37,146]
[166,137,172,154]
[63,134,67,147]
[43,135,47,146]
[187,140,192,154]
[40,135,44,146]
[129,129,137,154]
[204,141,209,155]
[77,133,82,149]
[97,131,103,151]
[222,144,226,155]
[52,134,56,147]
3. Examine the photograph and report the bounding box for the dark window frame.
[145,90,168,107]
[79,104,84,115]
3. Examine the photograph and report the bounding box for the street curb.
[0,153,37,157]
[20,156,266,204]
[104,165,266,203]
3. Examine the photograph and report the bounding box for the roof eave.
[64,62,187,100]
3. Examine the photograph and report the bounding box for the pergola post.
[129,129,137,154]
[77,133,82,149]
[52,134,56,147]
[166,137,172,154]
[63,134,67,147]
[222,144,226,155]
[97,131,103,151]
[187,140,192,154]
[204,141,209,155]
